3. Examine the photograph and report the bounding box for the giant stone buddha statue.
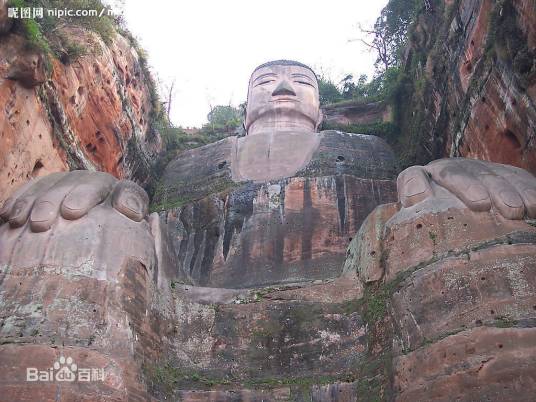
[2,60,536,288]
[154,60,398,287]
[2,60,536,401]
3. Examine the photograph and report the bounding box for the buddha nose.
[272,80,296,97]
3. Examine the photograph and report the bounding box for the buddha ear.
[315,109,324,132]
[242,101,249,135]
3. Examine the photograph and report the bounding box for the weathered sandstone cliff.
[155,130,398,288]
[0,14,161,205]
[394,0,536,173]
[321,101,392,127]
[343,190,536,401]
[1,0,536,400]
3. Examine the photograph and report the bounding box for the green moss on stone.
[495,315,518,328]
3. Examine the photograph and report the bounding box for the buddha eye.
[255,79,275,87]
[295,80,314,87]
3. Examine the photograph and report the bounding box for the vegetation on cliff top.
[8,0,115,63]
[151,104,243,165]
[369,0,534,168]
[319,0,422,107]
[317,0,429,164]
[147,103,243,201]
[8,0,242,194]
[324,0,534,168]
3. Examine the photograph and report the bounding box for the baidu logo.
[53,356,77,381]
[27,356,104,382]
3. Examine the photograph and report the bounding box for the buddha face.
[245,63,321,135]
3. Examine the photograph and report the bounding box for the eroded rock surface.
[3,160,536,401]
[0,26,162,206]
[0,178,176,401]
[2,37,536,400]
[348,173,536,401]
[156,130,397,288]
[322,101,392,127]
[396,0,536,174]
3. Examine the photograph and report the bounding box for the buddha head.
[245,60,322,136]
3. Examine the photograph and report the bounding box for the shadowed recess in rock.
[222,183,258,261]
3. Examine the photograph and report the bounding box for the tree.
[355,0,421,73]
[340,74,370,99]
[358,22,395,72]
[206,105,241,131]
[164,79,175,122]
[317,75,343,105]
[340,74,356,99]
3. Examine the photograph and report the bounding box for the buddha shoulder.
[296,130,397,180]
[155,136,236,210]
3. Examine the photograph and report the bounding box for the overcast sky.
[122,0,388,127]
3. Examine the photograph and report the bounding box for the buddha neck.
[246,116,316,136]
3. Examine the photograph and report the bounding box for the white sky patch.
[122,0,388,127]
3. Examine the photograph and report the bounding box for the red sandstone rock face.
[0,345,135,401]
[165,175,396,288]
[159,130,398,288]
[352,190,536,401]
[457,0,492,93]
[343,203,399,283]
[452,0,536,173]
[174,381,362,402]
[50,26,157,179]
[394,327,536,402]
[392,243,536,348]
[321,101,392,127]
[458,64,536,173]
[0,36,69,198]
[404,0,536,173]
[0,27,161,205]
[150,280,368,401]
[0,200,176,401]
[382,205,536,282]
